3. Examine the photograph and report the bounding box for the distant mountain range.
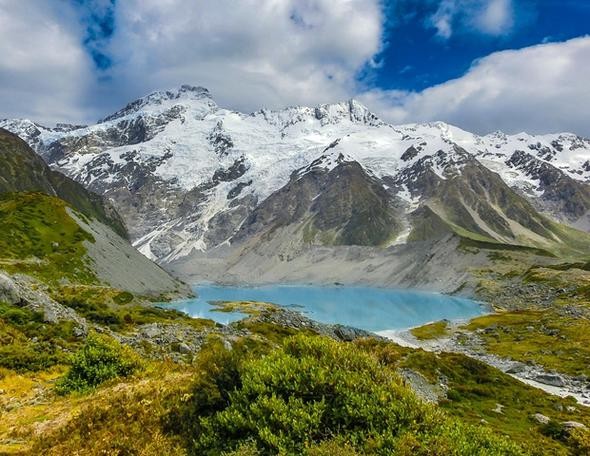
[3,85,590,288]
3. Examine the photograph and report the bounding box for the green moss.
[410,320,449,340]
[236,320,313,345]
[209,300,276,315]
[58,290,215,331]
[113,291,134,305]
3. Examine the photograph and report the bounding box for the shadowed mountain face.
[0,128,127,239]
[237,157,401,247]
[421,158,555,243]
[233,149,590,258]
[506,150,590,225]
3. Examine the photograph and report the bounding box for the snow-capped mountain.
[2,85,590,275]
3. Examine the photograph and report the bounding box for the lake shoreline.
[165,283,487,333]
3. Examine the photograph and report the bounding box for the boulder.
[562,421,588,431]
[506,363,527,374]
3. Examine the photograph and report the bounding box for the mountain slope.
[236,152,401,248]
[0,192,186,295]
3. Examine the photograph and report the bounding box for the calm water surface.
[165,284,487,331]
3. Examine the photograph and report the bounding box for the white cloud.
[428,0,515,39]
[0,0,383,123]
[429,0,456,39]
[104,0,383,113]
[0,0,97,124]
[360,36,590,136]
[474,0,514,35]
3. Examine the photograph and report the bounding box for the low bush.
[29,366,190,456]
[59,293,214,330]
[113,291,134,305]
[168,335,526,455]
[56,333,141,394]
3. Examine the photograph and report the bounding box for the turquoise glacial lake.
[166,285,487,332]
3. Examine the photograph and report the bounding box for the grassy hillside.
[0,192,97,284]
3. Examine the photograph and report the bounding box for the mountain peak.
[255,98,382,130]
[314,98,381,125]
[99,85,215,123]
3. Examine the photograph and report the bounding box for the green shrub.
[169,335,526,455]
[56,333,141,394]
[113,291,134,305]
[0,342,60,372]
[540,420,568,442]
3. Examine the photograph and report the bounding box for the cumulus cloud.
[475,0,514,35]
[103,0,383,113]
[0,0,588,138]
[360,36,590,136]
[0,0,97,124]
[0,0,383,123]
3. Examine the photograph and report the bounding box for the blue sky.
[374,0,590,92]
[0,0,589,135]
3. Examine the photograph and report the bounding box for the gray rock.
[562,421,588,431]
[0,272,88,334]
[534,373,566,387]
[531,413,550,425]
[333,325,371,342]
[0,272,21,305]
[492,403,505,414]
[397,368,444,404]
[177,342,192,354]
[506,363,527,374]
[250,307,381,342]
